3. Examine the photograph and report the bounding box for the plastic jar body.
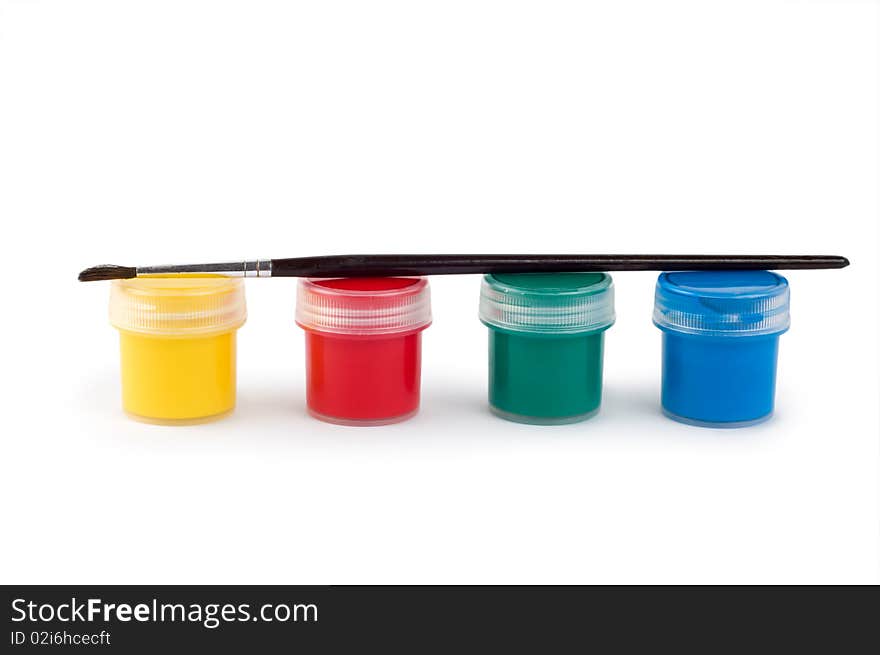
[479,273,615,425]
[486,327,606,424]
[109,276,246,424]
[119,330,238,423]
[304,329,424,425]
[659,330,780,427]
[296,277,432,426]
[653,271,790,428]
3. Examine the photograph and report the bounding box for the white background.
[1,1,877,584]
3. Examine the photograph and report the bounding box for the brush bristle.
[78,265,137,282]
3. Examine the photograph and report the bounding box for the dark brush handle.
[270,254,850,277]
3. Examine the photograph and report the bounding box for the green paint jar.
[479,273,615,424]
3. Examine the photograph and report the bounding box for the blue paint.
[653,271,790,427]
[660,332,780,426]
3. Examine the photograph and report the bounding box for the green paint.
[488,328,605,424]
[490,272,608,293]
[479,272,615,424]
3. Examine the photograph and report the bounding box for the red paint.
[297,278,431,424]
[310,277,417,292]
[305,330,423,422]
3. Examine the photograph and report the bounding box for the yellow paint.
[119,330,237,424]
[109,275,246,424]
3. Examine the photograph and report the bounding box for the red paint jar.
[295,277,432,425]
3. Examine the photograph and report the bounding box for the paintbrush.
[78,254,850,281]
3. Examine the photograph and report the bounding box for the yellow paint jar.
[109,276,247,424]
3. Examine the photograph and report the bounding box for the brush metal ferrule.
[136,260,272,278]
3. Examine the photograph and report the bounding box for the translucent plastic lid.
[479,273,615,334]
[109,276,247,337]
[653,270,790,337]
[296,277,432,335]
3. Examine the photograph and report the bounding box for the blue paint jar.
[653,271,790,428]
